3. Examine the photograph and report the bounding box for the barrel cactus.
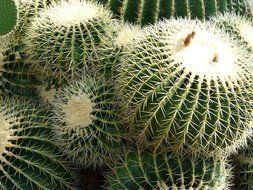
[0,96,76,189]
[0,36,40,98]
[0,0,18,36]
[98,0,253,26]
[50,77,123,168]
[106,149,229,190]
[117,18,253,155]
[25,0,116,88]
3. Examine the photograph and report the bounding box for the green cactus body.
[0,96,76,189]
[26,0,116,88]
[211,13,253,59]
[117,18,253,154]
[0,0,18,36]
[98,0,252,26]
[0,37,40,98]
[106,149,229,190]
[51,77,123,168]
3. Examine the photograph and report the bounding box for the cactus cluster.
[1,0,253,189]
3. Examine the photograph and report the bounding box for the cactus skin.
[26,0,116,88]
[50,77,123,168]
[0,96,76,190]
[98,0,252,26]
[0,0,17,36]
[117,18,253,155]
[0,37,40,98]
[106,149,229,190]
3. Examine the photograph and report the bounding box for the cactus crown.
[62,93,95,127]
[40,0,101,27]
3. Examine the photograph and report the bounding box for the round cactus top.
[140,19,243,81]
[62,93,95,127]
[39,0,107,27]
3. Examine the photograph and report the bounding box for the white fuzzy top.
[40,0,101,27]
[142,19,245,82]
[62,93,95,127]
[115,24,141,47]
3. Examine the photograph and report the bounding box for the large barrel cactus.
[0,0,18,36]
[0,36,40,98]
[0,96,76,189]
[50,77,124,168]
[106,149,229,190]
[117,18,253,154]
[97,0,253,26]
[25,0,117,88]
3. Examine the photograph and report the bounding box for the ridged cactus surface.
[0,0,17,36]
[98,0,253,26]
[26,0,116,88]
[0,37,39,98]
[106,149,229,190]
[50,77,123,168]
[117,18,253,154]
[0,96,75,189]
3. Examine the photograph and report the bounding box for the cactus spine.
[0,96,76,189]
[50,77,123,168]
[26,0,116,88]
[0,0,17,36]
[98,0,253,26]
[106,149,229,190]
[117,18,253,154]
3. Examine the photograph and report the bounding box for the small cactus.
[0,0,18,36]
[25,0,116,88]
[98,0,253,26]
[0,96,76,189]
[117,18,253,154]
[50,77,123,168]
[0,36,40,98]
[106,149,229,190]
